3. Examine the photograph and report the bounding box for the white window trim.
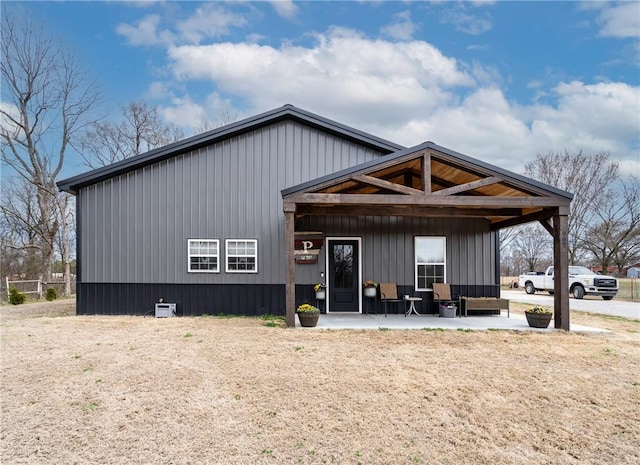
[414,236,447,291]
[187,239,220,273]
[225,239,258,274]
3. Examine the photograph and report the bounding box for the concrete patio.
[297,311,606,332]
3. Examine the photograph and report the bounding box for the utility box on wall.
[155,303,176,318]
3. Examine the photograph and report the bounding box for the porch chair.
[433,283,460,317]
[379,283,404,317]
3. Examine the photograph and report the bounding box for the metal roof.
[57,104,404,194]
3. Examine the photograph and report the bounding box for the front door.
[327,239,360,312]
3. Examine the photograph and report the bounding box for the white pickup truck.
[518,266,618,300]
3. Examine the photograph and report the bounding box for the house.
[591,265,619,275]
[57,104,573,329]
[627,267,640,279]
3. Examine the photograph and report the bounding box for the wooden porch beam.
[350,174,423,195]
[296,204,521,218]
[490,208,556,231]
[433,176,501,196]
[539,218,554,236]
[287,193,566,209]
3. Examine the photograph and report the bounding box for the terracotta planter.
[297,312,320,327]
[525,312,552,328]
[315,290,326,300]
[363,287,377,298]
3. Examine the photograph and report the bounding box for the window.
[188,239,219,273]
[415,237,446,290]
[226,239,258,273]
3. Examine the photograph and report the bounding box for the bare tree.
[512,224,552,273]
[196,107,238,133]
[80,100,184,169]
[499,226,522,277]
[53,192,75,295]
[1,6,99,284]
[524,150,619,265]
[0,179,45,278]
[582,176,640,275]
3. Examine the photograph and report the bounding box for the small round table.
[404,297,423,316]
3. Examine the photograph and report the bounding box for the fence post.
[5,277,9,300]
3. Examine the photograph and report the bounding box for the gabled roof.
[282,141,573,230]
[283,141,573,200]
[57,104,404,194]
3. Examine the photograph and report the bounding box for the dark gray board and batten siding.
[78,120,392,315]
[76,119,498,316]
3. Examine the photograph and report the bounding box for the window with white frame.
[188,239,219,273]
[226,239,258,273]
[415,236,446,290]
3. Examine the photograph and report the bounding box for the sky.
[5,0,640,179]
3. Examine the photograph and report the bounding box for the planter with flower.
[363,280,378,298]
[525,305,553,328]
[314,283,326,300]
[297,303,320,327]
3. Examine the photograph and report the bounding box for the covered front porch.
[296,312,605,332]
[282,141,573,330]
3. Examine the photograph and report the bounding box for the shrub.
[46,287,57,301]
[8,286,26,305]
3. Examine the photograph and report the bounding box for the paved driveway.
[501,290,640,320]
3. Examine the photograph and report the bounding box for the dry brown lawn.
[1,300,639,465]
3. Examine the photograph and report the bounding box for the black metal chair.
[379,283,404,317]
[433,283,460,317]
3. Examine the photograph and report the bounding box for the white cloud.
[387,87,533,170]
[175,4,247,44]
[270,0,298,19]
[117,14,173,46]
[158,92,236,131]
[117,5,248,46]
[146,81,174,100]
[381,10,419,41]
[0,101,21,136]
[158,95,206,128]
[166,27,474,127]
[440,6,493,35]
[147,25,638,177]
[526,81,640,176]
[596,2,640,39]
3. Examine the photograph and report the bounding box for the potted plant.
[314,283,326,300]
[297,303,320,327]
[363,280,377,298]
[525,305,553,328]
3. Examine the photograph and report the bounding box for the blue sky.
[5,1,640,178]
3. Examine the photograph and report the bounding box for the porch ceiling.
[283,147,571,231]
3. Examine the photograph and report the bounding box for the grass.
[617,278,640,300]
[261,314,285,327]
[2,300,639,465]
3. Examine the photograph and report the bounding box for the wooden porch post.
[284,203,296,328]
[553,210,570,330]
[422,152,432,194]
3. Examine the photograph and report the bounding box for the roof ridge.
[57,104,404,194]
